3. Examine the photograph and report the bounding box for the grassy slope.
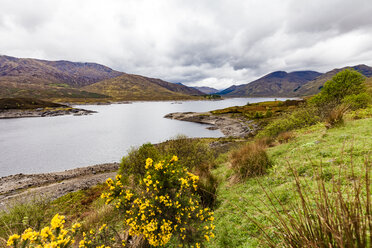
[0,82,110,102]
[0,98,67,110]
[207,117,372,248]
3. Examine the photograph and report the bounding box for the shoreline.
[164,111,257,137]
[0,107,96,119]
[0,163,119,209]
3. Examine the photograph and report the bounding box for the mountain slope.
[0,55,123,100]
[82,74,202,100]
[219,70,322,97]
[295,64,372,96]
[144,77,204,96]
[0,55,123,87]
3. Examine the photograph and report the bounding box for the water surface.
[0,98,290,176]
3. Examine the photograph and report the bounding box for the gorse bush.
[102,156,215,247]
[119,137,218,207]
[119,143,161,185]
[157,135,216,171]
[6,214,81,248]
[230,142,271,181]
[6,214,121,248]
[158,136,218,207]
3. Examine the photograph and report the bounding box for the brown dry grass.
[230,142,271,182]
[325,104,349,129]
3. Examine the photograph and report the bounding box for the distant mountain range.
[218,65,372,97]
[1,55,371,101]
[193,86,219,94]
[0,55,203,101]
[218,71,321,97]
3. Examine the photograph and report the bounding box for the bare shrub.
[325,104,349,128]
[230,142,271,181]
[255,136,275,148]
[277,131,294,144]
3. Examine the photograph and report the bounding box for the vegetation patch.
[0,98,66,110]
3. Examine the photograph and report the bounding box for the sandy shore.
[0,163,119,210]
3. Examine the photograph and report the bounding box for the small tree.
[310,69,366,107]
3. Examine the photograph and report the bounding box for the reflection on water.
[0,98,290,176]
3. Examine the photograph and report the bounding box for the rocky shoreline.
[164,112,258,137]
[0,107,96,119]
[0,163,119,209]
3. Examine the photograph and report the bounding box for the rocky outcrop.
[0,108,96,119]
[164,112,257,137]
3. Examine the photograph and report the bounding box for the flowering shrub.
[78,224,117,248]
[7,214,81,248]
[6,214,117,248]
[102,156,215,247]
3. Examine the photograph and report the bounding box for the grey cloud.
[1,0,372,89]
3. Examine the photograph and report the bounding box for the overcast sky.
[1,0,372,89]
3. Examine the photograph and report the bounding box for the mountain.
[0,55,203,101]
[295,65,372,96]
[82,74,203,101]
[144,78,203,96]
[0,55,123,87]
[193,86,219,94]
[219,70,322,97]
[0,55,123,99]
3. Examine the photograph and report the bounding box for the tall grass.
[255,154,371,248]
[0,197,51,246]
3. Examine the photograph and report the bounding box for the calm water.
[0,98,290,176]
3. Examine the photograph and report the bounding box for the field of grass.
[207,117,371,247]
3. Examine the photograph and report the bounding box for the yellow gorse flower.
[7,214,81,248]
[7,234,20,246]
[103,156,215,247]
[50,213,65,230]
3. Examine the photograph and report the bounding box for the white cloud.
[1,0,372,89]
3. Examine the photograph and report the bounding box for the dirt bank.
[0,163,119,210]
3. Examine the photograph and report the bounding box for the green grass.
[207,117,372,247]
